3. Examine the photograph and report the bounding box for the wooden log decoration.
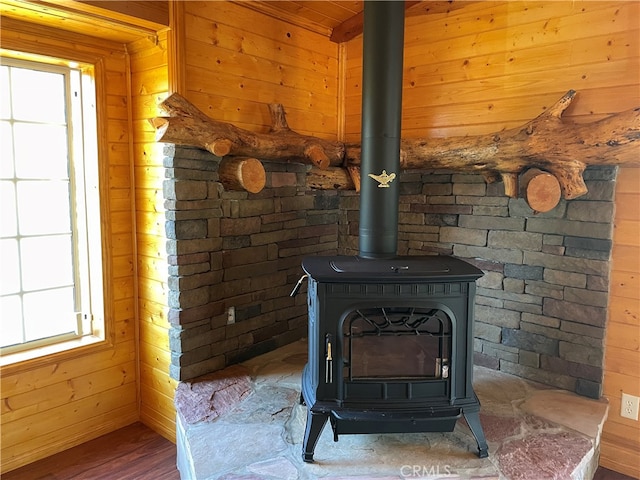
[151,91,640,209]
[218,157,266,194]
[519,168,562,213]
[153,93,344,169]
[307,166,355,190]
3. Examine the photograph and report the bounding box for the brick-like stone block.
[220,217,261,236]
[169,262,210,277]
[457,196,509,207]
[168,271,220,293]
[564,287,608,308]
[238,199,275,217]
[454,245,523,264]
[575,378,602,399]
[584,166,617,181]
[566,201,615,223]
[440,226,487,246]
[473,205,509,217]
[168,286,211,309]
[473,351,500,369]
[489,231,543,252]
[504,264,544,281]
[222,245,269,268]
[279,195,315,212]
[564,236,612,252]
[476,305,520,329]
[526,217,613,240]
[503,278,524,294]
[477,271,503,289]
[587,275,609,292]
[270,172,297,188]
[173,355,226,382]
[559,341,603,367]
[541,354,603,382]
[519,349,540,368]
[474,320,503,343]
[459,215,525,232]
[543,298,607,328]
[477,287,541,306]
[521,312,561,329]
[453,183,486,196]
[543,269,587,288]
[482,342,519,363]
[423,183,452,196]
[422,173,453,184]
[499,360,576,391]
[503,300,542,315]
[521,322,602,348]
[164,180,208,201]
[524,281,563,300]
[166,219,208,240]
[580,180,616,201]
[314,194,340,210]
[524,251,609,276]
[502,328,558,356]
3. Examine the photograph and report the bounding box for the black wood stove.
[291,1,488,463]
[297,256,488,462]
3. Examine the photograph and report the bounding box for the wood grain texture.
[129,29,177,444]
[1,422,179,480]
[602,167,640,479]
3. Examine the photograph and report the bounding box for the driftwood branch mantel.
[151,91,640,211]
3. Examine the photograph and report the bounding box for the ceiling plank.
[330,1,421,43]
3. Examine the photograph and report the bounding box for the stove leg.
[302,410,328,463]
[463,409,489,458]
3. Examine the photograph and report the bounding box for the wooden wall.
[0,19,139,473]
[345,1,639,140]
[602,166,640,478]
[128,31,176,441]
[344,1,639,476]
[181,1,339,138]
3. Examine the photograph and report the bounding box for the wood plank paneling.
[128,29,176,442]
[344,1,639,140]
[182,1,339,137]
[0,20,139,474]
[604,166,640,478]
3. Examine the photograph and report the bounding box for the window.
[0,55,104,356]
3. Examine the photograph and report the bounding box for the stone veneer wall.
[164,145,340,381]
[165,142,616,398]
[340,166,617,399]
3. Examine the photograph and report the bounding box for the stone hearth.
[175,340,609,480]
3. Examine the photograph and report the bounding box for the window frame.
[0,49,112,368]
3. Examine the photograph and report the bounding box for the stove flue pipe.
[358,1,405,259]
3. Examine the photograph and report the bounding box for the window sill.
[0,335,108,374]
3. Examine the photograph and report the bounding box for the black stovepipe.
[358,0,405,259]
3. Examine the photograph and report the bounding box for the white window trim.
[0,54,106,362]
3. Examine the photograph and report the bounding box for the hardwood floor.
[1,422,636,480]
[2,423,179,480]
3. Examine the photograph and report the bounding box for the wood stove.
[295,256,488,462]
[291,1,488,463]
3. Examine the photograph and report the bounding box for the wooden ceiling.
[0,1,472,44]
[240,1,472,42]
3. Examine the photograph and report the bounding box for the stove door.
[341,306,452,405]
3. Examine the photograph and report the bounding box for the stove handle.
[289,274,308,297]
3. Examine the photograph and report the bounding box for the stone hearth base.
[175,339,608,480]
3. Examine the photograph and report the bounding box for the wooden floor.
[2,423,179,480]
[1,422,635,480]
